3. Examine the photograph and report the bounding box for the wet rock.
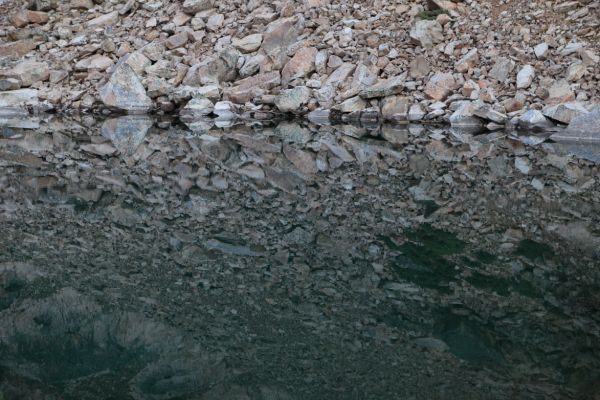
[0,89,39,115]
[183,0,214,14]
[551,106,600,141]
[542,102,588,124]
[516,110,554,131]
[424,72,457,101]
[180,98,214,118]
[1,61,49,87]
[410,20,444,49]
[281,47,317,86]
[101,115,153,156]
[381,96,410,121]
[516,65,535,89]
[99,61,152,113]
[449,101,483,128]
[360,75,405,99]
[232,34,263,53]
[275,86,311,113]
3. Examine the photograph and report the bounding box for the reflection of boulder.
[0,262,44,310]
[101,115,153,156]
[0,288,229,399]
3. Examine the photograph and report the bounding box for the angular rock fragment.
[101,115,152,156]
[410,20,444,48]
[275,86,311,113]
[360,75,405,99]
[551,107,600,141]
[99,61,152,113]
[543,102,588,124]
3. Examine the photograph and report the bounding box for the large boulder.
[99,60,152,113]
[543,102,589,124]
[551,106,600,142]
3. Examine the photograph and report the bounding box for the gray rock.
[274,86,311,113]
[551,106,600,141]
[516,65,535,89]
[180,98,214,118]
[449,101,483,128]
[516,110,554,131]
[337,96,366,113]
[359,75,405,99]
[534,43,548,59]
[232,34,263,53]
[182,0,213,14]
[542,102,588,124]
[101,115,152,156]
[381,96,410,121]
[409,20,444,49]
[99,60,152,113]
[213,101,236,120]
[472,102,507,124]
[488,57,515,82]
[0,89,39,115]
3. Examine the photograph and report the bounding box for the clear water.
[1,115,599,400]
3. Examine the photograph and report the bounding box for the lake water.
[1,115,599,399]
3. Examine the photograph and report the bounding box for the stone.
[424,72,457,101]
[281,47,317,86]
[183,48,239,86]
[32,0,57,11]
[165,32,189,50]
[206,14,224,31]
[239,54,264,78]
[337,96,366,113]
[324,63,355,89]
[26,11,49,24]
[534,43,548,59]
[180,98,214,118]
[124,52,151,75]
[101,115,153,156]
[454,49,478,73]
[472,101,507,123]
[182,0,214,14]
[261,17,303,68]
[488,57,515,82]
[213,101,236,120]
[551,107,600,141]
[70,0,94,9]
[75,55,114,71]
[0,89,39,115]
[232,34,263,53]
[1,61,49,87]
[560,42,583,57]
[0,40,37,59]
[543,102,589,124]
[580,49,599,66]
[516,65,535,89]
[516,110,554,131]
[86,11,119,28]
[546,80,575,105]
[224,71,280,103]
[360,75,405,99]
[0,78,21,91]
[381,96,410,121]
[408,103,426,121]
[566,63,586,81]
[449,101,483,128]
[274,86,311,113]
[409,55,430,79]
[410,20,444,49]
[9,12,29,28]
[99,60,152,113]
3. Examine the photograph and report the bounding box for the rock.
[324,63,355,89]
[9,12,29,28]
[566,62,586,81]
[307,109,330,124]
[32,0,57,11]
[183,48,239,86]
[337,96,367,113]
[516,110,554,131]
[213,101,236,120]
[449,101,483,128]
[0,78,21,91]
[580,49,599,66]
[410,20,444,49]
[543,102,589,124]
[232,34,263,53]
[381,96,410,121]
[180,98,214,118]
[75,55,114,71]
[472,101,507,123]
[516,65,535,89]
[26,11,49,24]
[80,143,117,157]
[360,75,405,99]
[86,11,119,28]
[409,55,430,79]
[546,80,575,105]
[1,61,49,87]
[261,17,303,68]
[99,60,152,113]
[70,0,94,9]
[182,0,214,14]
[0,40,38,59]
[534,43,548,59]
[551,106,600,141]
[224,71,280,103]
[275,86,311,113]
[0,89,39,115]
[455,49,478,73]
[124,52,151,75]
[408,103,426,121]
[488,57,515,82]
[165,32,189,50]
[560,42,583,57]
[101,115,153,156]
[281,47,317,86]
[424,72,457,101]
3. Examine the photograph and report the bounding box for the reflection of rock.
[101,115,153,156]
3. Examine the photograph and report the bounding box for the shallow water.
[1,115,600,399]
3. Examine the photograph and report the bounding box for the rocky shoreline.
[1,0,600,136]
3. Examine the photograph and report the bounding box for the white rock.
[516,65,535,89]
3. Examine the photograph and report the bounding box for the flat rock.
[232,34,263,53]
[472,101,507,123]
[337,96,366,113]
[86,11,119,28]
[360,75,405,99]
[546,80,575,105]
[224,71,280,103]
[75,54,114,71]
[99,60,152,113]
[381,96,410,121]
[180,98,214,118]
[182,0,214,14]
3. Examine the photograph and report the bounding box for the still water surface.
[1,115,599,399]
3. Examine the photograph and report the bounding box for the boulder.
[180,98,214,118]
[1,61,49,87]
[261,17,303,68]
[410,20,444,49]
[224,71,280,103]
[449,101,483,128]
[182,0,214,14]
[516,65,535,89]
[337,96,367,113]
[543,102,588,124]
[454,49,478,73]
[360,75,405,99]
[281,47,317,85]
[183,48,239,86]
[274,86,311,113]
[472,101,507,123]
[424,72,457,101]
[488,57,515,82]
[551,107,600,142]
[99,61,152,113]
[381,96,410,121]
[516,110,554,131]
[232,34,263,53]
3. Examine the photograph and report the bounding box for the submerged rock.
[99,61,152,113]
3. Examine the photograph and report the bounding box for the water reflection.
[1,115,600,399]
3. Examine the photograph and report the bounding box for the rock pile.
[0,0,599,132]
